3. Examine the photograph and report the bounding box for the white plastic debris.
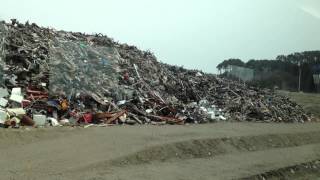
[207,110,216,120]
[59,119,70,125]
[47,117,61,127]
[0,109,7,124]
[53,110,58,119]
[119,113,127,122]
[7,108,26,116]
[10,87,23,103]
[219,115,227,121]
[0,88,9,98]
[0,98,8,107]
[9,94,23,103]
[133,64,141,79]
[138,97,145,103]
[33,114,46,126]
[146,109,153,114]
[199,106,208,113]
[117,100,126,106]
[11,88,21,95]
[196,72,203,77]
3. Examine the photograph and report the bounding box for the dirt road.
[1,123,320,180]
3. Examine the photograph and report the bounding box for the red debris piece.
[83,113,93,124]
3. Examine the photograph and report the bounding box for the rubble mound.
[0,20,310,128]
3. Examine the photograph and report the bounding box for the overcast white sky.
[1,0,320,73]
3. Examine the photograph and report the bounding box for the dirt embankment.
[241,160,320,180]
[1,123,320,180]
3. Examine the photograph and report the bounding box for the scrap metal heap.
[0,20,310,128]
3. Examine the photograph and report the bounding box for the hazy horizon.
[1,0,320,73]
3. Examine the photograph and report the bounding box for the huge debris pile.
[0,20,310,128]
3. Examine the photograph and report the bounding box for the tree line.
[217,51,320,92]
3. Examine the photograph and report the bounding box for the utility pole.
[298,62,302,92]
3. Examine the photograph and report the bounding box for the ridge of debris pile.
[0,19,310,128]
